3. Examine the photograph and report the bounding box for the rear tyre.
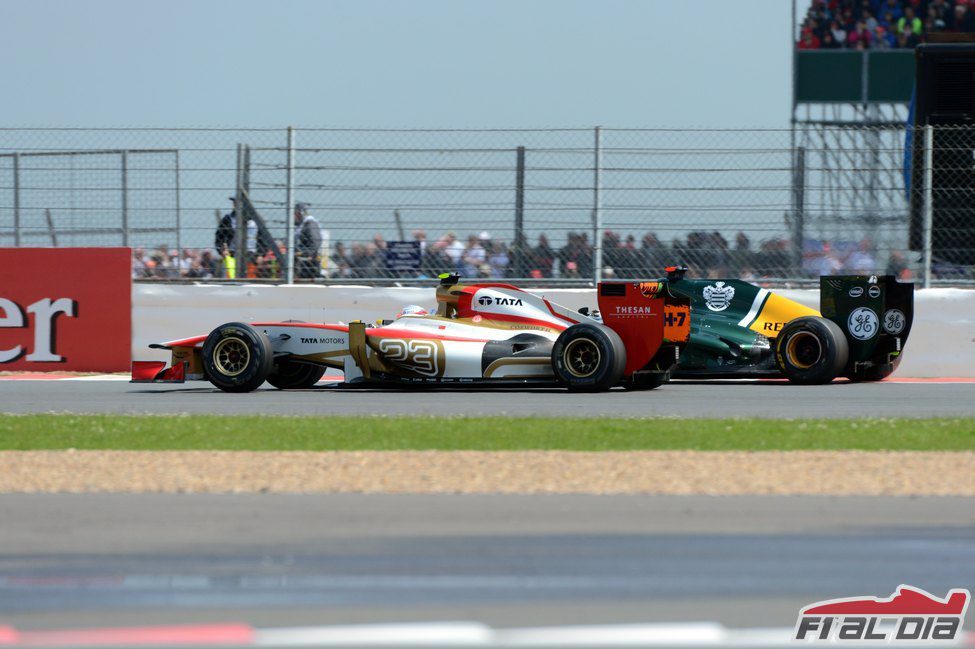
[774,316,849,385]
[267,359,327,389]
[202,322,273,392]
[551,323,626,392]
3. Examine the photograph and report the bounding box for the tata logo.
[300,336,345,345]
[479,295,522,307]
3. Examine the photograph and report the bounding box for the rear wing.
[597,280,691,377]
[820,275,914,379]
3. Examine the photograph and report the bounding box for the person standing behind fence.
[215,197,237,259]
[213,196,264,279]
[214,197,257,278]
[294,202,323,279]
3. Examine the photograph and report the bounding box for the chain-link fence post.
[121,150,129,247]
[922,124,934,289]
[235,143,245,279]
[12,152,20,247]
[174,150,182,257]
[243,145,251,192]
[285,127,296,284]
[592,126,602,284]
[792,145,806,276]
[514,145,526,278]
[45,209,57,247]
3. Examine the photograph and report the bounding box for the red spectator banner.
[0,248,131,372]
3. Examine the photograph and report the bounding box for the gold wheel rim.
[564,338,601,378]
[213,337,250,376]
[785,331,821,370]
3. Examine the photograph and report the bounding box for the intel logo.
[848,287,863,298]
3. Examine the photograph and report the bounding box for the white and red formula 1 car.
[132,274,690,392]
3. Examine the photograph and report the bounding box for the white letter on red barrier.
[25,298,76,362]
[0,298,25,363]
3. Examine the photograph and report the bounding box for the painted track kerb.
[0,621,829,648]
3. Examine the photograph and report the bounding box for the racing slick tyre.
[267,360,327,389]
[551,323,626,392]
[774,316,849,385]
[202,322,274,392]
[623,372,668,391]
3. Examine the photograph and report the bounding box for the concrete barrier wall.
[134,284,975,378]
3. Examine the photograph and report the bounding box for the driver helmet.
[396,304,429,319]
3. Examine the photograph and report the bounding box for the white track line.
[256,622,494,647]
[253,623,792,647]
[66,374,132,381]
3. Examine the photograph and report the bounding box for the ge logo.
[883,309,906,335]
[847,307,879,341]
[478,296,493,306]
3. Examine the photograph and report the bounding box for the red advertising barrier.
[0,248,131,372]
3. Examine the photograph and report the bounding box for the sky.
[1,0,795,128]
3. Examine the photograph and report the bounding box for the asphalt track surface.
[1,494,973,631]
[2,383,973,638]
[2,379,975,418]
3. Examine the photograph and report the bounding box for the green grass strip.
[0,415,974,451]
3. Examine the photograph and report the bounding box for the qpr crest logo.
[703,281,735,312]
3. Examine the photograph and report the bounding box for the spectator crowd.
[129,196,915,282]
[132,225,910,283]
[798,0,975,50]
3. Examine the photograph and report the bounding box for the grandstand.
[793,0,975,284]
[798,0,975,50]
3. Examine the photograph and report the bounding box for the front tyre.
[202,322,273,392]
[774,316,849,385]
[551,323,626,392]
[267,359,327,389]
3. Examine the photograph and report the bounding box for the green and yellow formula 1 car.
[664,266,914,384]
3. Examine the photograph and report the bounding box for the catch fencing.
[0,126,969,286]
